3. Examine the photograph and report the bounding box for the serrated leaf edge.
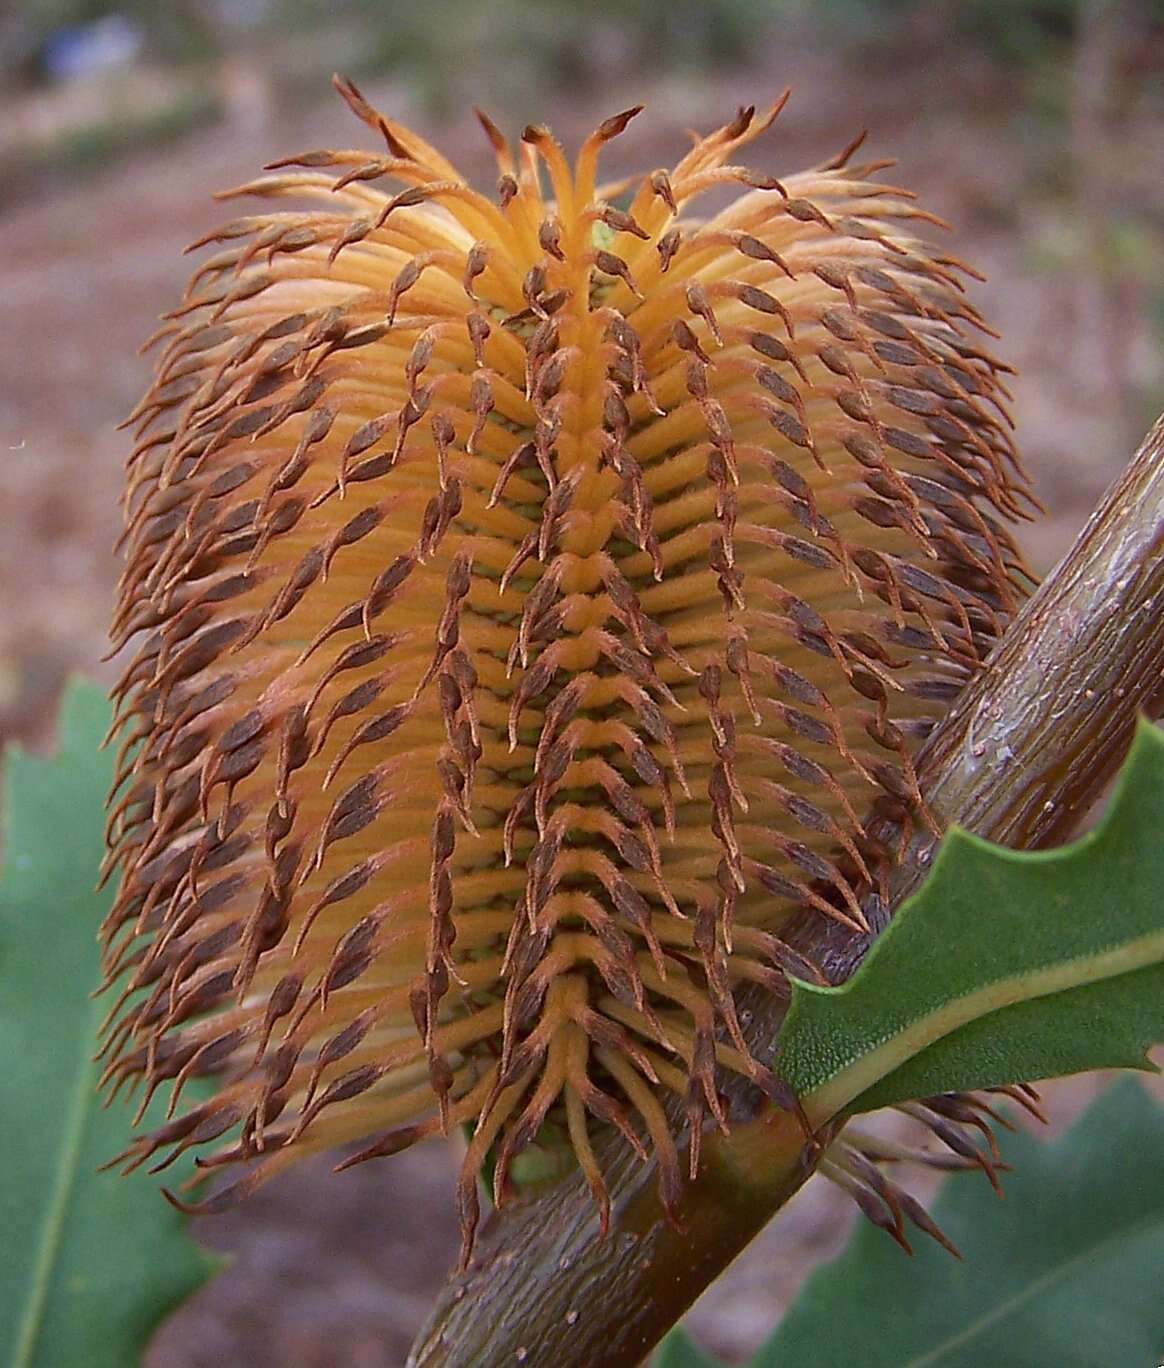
[779,718,1164,1128]
[803,924,1164,1126]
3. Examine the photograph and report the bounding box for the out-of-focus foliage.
[0,680,220,1368]
[324,0,772,79]
[13,0,220,75]
[12,0,1164,92]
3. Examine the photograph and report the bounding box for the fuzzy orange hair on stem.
[99,74,1035,1262]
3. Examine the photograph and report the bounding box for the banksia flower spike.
[100,76,1034,1257]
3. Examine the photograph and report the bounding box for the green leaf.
[755,1078,1164,1367]
[654,1328,721,1367]
[777,719,1164,1122]
[659,1080,1164,1367]
[0,680,221,1368]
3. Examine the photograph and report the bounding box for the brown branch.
[408,414,1164,1368]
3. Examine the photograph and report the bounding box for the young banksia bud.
[100,77,1034,1256]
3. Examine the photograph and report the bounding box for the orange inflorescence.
[100,77,1033,1253]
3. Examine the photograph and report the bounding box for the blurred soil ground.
[1,14,1162,1365]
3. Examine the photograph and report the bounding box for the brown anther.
[466,311,491,368]
[686,283,722,344]
[672,318,711,365]
[539,218,566,262]
[595,106,644,142]
[656,228,683,273]
[649,170,677,212]
[463,243,488,298]
[599,206,650,241]
[593,250,641,297]
[387,259,422,326]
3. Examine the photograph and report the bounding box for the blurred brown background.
[1,1,1162,1363]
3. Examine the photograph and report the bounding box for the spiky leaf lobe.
[776,718,1164,1124]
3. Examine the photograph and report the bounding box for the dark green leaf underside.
[760,1078,1164,1366]
[664,1079,1164,1367]
[654,1329,722,1367]
[0,680,220,1368]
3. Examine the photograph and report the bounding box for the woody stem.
[408,413,1164,1368]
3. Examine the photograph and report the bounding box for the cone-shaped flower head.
[101,78,1033,1251]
